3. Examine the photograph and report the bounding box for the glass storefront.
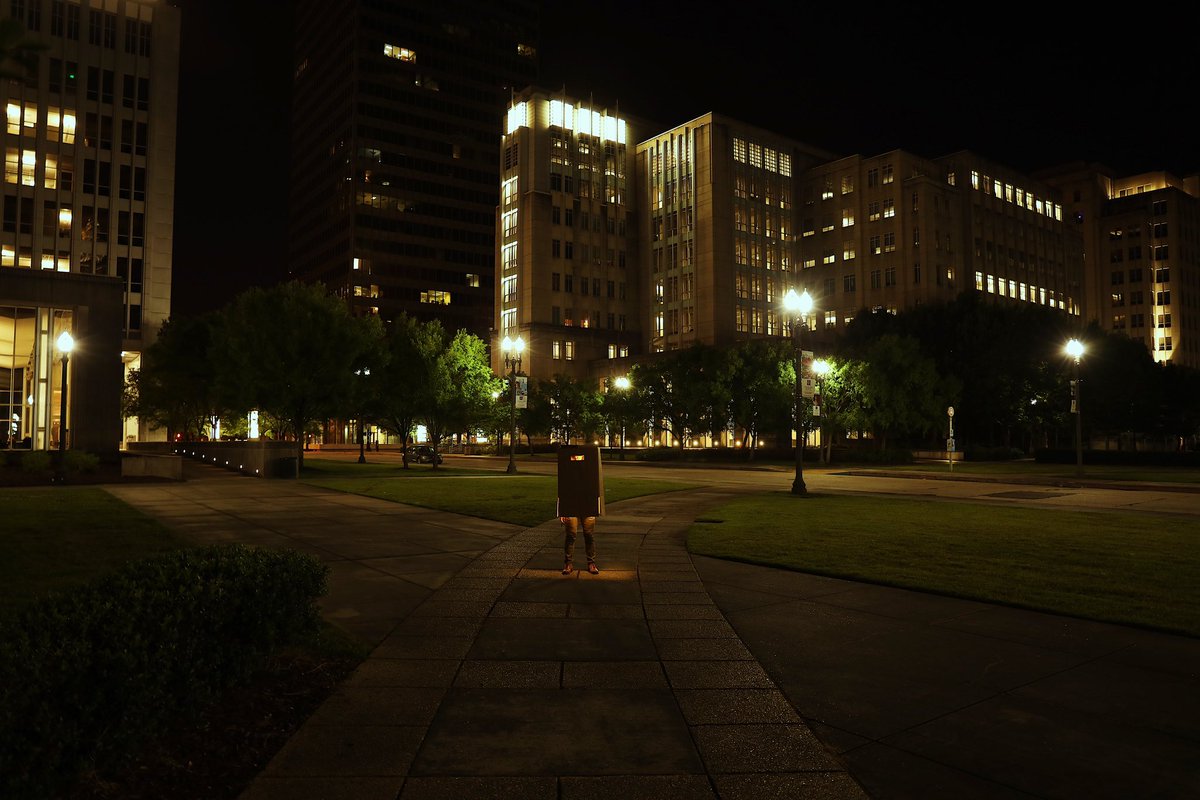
[1,305,74,450]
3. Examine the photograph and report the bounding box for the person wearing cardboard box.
[557,444,604,575]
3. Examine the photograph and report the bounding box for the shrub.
[964,445,1025,462]
[64,450,100,474]
[0,544,328,799]
[19,450,51,474]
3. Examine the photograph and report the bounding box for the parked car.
[409,445,443,464]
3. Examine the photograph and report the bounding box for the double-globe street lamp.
[53,330,74,484]
[501,335,525,474]
[782,288,814,495]
[1065,338,1085,478]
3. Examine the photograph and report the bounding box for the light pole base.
[791,478,807,495]
[506,460,518,474]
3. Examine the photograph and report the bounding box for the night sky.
[171,1,1197,318]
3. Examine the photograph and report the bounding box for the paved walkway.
[104,463,1200,799]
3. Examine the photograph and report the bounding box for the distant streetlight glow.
[1065,338,1085,477]
[53,330,74,484]
[782,288,814,494]
[501,335,525,474]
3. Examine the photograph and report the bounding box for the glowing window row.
[510,100,627,144]
[420,290,450,305]
[732,138,792,177]
[968,170,1062,221]
[1,247,70,271]
[6,103,77,143]
[974,271,1069,310]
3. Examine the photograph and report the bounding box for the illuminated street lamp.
[613,375,631,460]
[812,358,830,465]
[53,330,74,484]
[1065,338,1085,478]
[501,335,525,474]
[782,288,814,495]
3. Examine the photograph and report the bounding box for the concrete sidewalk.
[108,466,866,800]
[106,463,1200,799]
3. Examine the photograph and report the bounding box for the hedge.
[0,544,328,799]
[1035,448,1200,467]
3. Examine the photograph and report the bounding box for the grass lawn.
[879,461,1200,485]
[0,487,187,607]
[688,493,1200,637]
[302,459,697,527]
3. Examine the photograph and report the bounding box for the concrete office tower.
[1,0,180,452]
[1044,164,1199,367]
[798,150,1081,337]
[494,88,640,380]
[290,0,537,340]
[637,115,833,352]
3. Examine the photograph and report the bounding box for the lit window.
[843,242,855,260]
[552,341,561,360]
[466,273,480,288]
[779,153,791,176]
[970,170,979,190]
[841,175,854,194]
[420,289,451,305]
[517,43,536,58]
[842,208,854,227]
[384,44,416,62]
[749,143,762,168]
[882,164,893,184]
[564,341,575,360]
[883,199,895,218]
[506,102,527,135]
[733,138,746,163]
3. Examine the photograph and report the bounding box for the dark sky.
[171,1,1198,318]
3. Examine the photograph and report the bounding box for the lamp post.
[501,335,524,474]
[812,358,830,465]
[613,375,631,460]
[54,330,74,484]
[1065,338,1085,478]
[782,288,813,495]
[354,367,371,464]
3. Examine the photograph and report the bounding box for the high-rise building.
[638,114,833,352]
[1,0,180,454]
[289,0,538,340]
[1043,164,1199,367]
[494,87,640,380]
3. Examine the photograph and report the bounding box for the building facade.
[2,0,179,453]
[796,150,1082,340]
[290,0,537,340]
[493,87,640,380]
[1043,164,1199,367]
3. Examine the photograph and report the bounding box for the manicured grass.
[879,461,1200,484]
[0,487,186,607]
[303,462,697,527]
[688,493,1200,637]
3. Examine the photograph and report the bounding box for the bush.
[0,544,328,799]
[64,450,100,474]
[19,450,51,474]
[964,445,1025,462]
[1035,448,1200,467]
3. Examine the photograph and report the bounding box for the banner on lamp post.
[515,376,528,409]
[801,350,815,399]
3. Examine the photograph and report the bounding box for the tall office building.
[638,114,833,352]
[290,0,538,340]
[494,87,640,380]
[1043,164,1199,367]
[1,0,180,454]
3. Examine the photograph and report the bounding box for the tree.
[839,334,957,450]
[124,313,224,441]
[372,314,433,467]
[728,339,792,458]
[538,374,601,445]
[417,325,499,467]
[214,281,383,473]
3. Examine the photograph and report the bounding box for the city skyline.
[170,0,1198,317]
